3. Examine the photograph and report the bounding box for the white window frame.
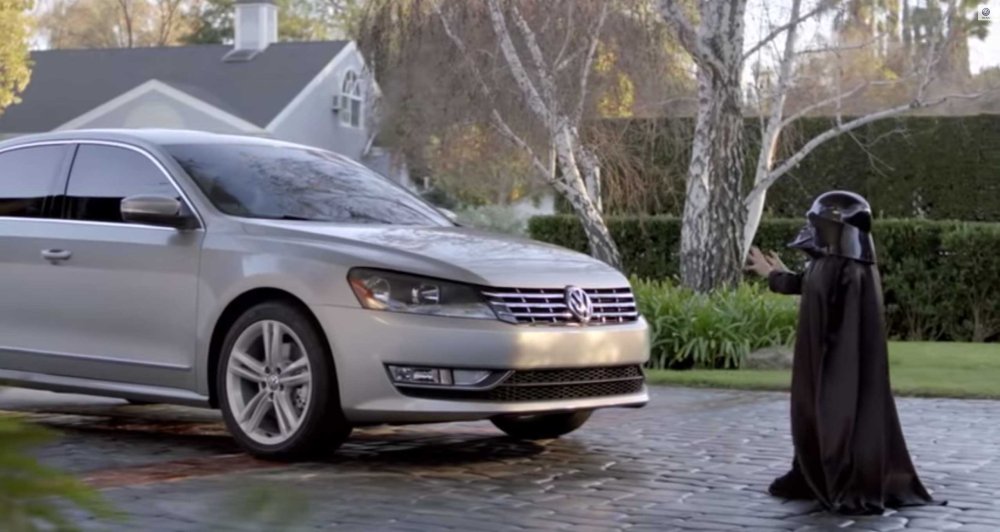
[339,70,364,129]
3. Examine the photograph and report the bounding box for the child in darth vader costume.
[747,191,941,515]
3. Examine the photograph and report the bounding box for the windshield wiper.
[267,214,329,222]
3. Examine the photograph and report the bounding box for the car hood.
[242,221,629,288]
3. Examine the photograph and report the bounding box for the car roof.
[0,128,305,151]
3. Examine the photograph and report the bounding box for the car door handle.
[41,249,73,262]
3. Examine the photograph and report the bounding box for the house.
[0,0,408,185]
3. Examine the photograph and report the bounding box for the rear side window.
[0,145,71,219]
[66,145,179,223]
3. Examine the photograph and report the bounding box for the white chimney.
[233,0,277,53]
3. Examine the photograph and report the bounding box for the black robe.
[767,256,940,515]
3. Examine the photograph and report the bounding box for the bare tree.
[431,0,621,267]
[155,0,186,45]
[39,0,197,48]
[660,0,993,292]
[117,0,136,47]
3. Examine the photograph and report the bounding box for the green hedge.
[632,278,798,369]
[591,115,1000,221]
[529,215,1000,342]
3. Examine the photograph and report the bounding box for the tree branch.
[751,0,802,182]
[778,81,870,128]
[743,0,832,60]
[432,1,494,99]
[573,1,608,125]
[796,37,878,57]
[552,1,575,70]
[508,1,558,110]
[431,2,556,186]
[157,0,182,46]
[746,91,990,205]
[745,0,968,207]
[555,47,585,72]
[489,109,554,183]
[485,0,555,130]
[658,0,725,74]
[117,0,134,48]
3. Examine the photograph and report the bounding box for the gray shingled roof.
[0,41,349,133]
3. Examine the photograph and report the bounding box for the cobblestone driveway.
[3,386,998,531]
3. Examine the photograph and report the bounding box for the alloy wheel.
[225,320,313,445]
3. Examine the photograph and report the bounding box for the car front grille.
[482,287,639,325]
[397,365,646,402]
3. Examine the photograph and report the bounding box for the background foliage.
[530,215,1000,342]
[0,0,32,112]
[589,115,1000,221]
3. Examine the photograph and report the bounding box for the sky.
[970,2,1000,73]
[745,0,999,74]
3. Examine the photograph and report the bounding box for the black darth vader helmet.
[788,190,876,263]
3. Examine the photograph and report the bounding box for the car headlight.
[348,268,497,320]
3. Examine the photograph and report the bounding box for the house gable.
[56,80,267,134]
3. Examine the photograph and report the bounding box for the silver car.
[0,129,649,459]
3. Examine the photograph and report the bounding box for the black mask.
[788,224,824,259]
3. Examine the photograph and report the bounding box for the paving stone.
[954,526,1000,532]
[902,518,962,530]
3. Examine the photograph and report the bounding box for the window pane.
[351,99,362,127]
[0,145,70,219]
[66,145,178,223]
[166,143,450,226]
[340,95,351,125]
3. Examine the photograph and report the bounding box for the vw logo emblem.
[565,286,594,323]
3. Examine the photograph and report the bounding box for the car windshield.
[165,143,451,226]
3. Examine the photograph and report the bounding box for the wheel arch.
[207,288,332,408]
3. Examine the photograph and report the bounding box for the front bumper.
[310,306,650,424]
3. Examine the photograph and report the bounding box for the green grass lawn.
[646,342,1000,399]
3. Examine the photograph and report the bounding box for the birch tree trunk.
[555,126,620,266]
[742,143,777,261]
[742,0,802,258]
[680,72,746,291]
[662,0,747,291]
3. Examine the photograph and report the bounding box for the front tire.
[217,301,351,460]
[491,410,592,440]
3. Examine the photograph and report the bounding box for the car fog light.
[388,366,452,385]
[452,369,493,386]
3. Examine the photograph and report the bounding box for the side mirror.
[121,195,198,230]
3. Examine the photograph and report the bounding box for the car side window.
[0,145,72,219]
[66,145,179,224]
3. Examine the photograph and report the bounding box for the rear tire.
[491,410,592,440]
[217,301,351,460]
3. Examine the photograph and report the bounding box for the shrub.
[531,215,1000,342]
[632,278,798,370]
[942,224,1000,342]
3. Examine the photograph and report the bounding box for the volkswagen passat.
[0,130,649,459]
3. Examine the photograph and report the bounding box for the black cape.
[767,256,940,515]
